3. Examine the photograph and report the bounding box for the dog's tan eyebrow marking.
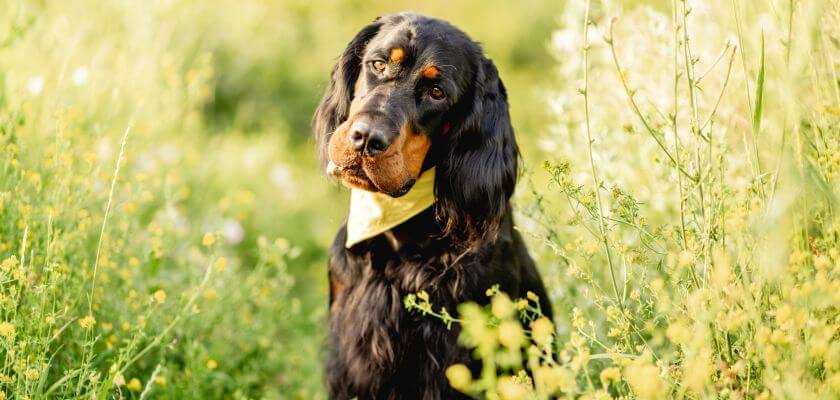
[390,47,405,64]
[421,66,440,79]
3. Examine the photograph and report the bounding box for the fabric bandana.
[345,167,436,248]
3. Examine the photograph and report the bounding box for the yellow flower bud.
[498,320,524,349]
[531,317,554,347]
[445,364,472,391]
[491,293,515,319]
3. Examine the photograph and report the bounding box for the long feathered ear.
[435,57,519,246]
[313,19,382,166]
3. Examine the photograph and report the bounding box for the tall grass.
[409,0,840,399]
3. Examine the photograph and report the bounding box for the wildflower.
[24,368,40,380]
[127,378,142,392]
[78,315,96,329]
[214,257,228,273]
[491,293,515,319]
[0,322,15,339]
[1,255,18,270]
[72,66,89,86]
[531,317,554,347]
[206,359,217,370]
[600,367,621,386]
[814,254,832,271]
[222,219,244,244]
[27,76,45,95]
[445,364,472,391]
[497,376,527,400]
[202,233,215,247]
[683,350,713,392]
[526,291,539,302]
[113,372,125,386]
[515,299,529,310]
[203,288,217,300]
[677,250,694,268]
[153,290,166,305]
[498,320,524,349]
[665,320,691,345]
[624,353,664,400]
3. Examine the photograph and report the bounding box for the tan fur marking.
[421,66,439,79]
[390,47,405,63]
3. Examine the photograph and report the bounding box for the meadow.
[0,0,838,399]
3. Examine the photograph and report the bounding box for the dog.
[313,12,552,400]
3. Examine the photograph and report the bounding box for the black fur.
[313,13,552,400]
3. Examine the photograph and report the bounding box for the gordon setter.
[313,12,552,400]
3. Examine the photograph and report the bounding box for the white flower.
[73,66,89,86]
[552,30,578,55]
[27,76,45,96]
[222,219,244,244]
[270,163,294,189]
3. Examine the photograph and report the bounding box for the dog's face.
[314,13,519,243]
[324,16,473,196]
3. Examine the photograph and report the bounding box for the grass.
[1,0,839,399]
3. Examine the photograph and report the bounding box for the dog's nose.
[349,119,391,156]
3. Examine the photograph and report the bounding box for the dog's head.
[313,13,518,244]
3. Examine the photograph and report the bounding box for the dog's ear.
[313,19,382,166]
[435,57,519,246]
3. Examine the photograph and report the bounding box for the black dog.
[313,12,552,400]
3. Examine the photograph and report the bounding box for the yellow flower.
[498,320,524,349]
[665,320,691,345]
[203,288,217,301]
[24,368,40,380]
[491,293,515,319]
[202,233,215,247]
[206,359,217,370]
[599,367,621,385]
[214,257,228,273]
[127,378,142,392]
[153,290,167,305]
[445,364,472,391]
[624,354,664,400]
[1,255,18,270]
[526,291,539,302]
[78,315,96,329]
[683,349,712,392]
[0,321,15,338]
[531,317,554,347]
[497,376,527,400]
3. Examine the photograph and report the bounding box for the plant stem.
[581,1,622,309]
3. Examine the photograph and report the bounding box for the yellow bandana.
[345,167,436,248]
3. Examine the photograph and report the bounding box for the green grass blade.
[753,31,766,135]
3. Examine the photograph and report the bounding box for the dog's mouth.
[327,160,417,197]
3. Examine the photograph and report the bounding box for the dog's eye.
[371,60,387,73]
[428,86,445,100]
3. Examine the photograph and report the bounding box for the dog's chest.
[329,254,473,391]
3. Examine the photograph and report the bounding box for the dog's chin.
[328,162,415,198]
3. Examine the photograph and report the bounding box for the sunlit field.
[1,0,838,399]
